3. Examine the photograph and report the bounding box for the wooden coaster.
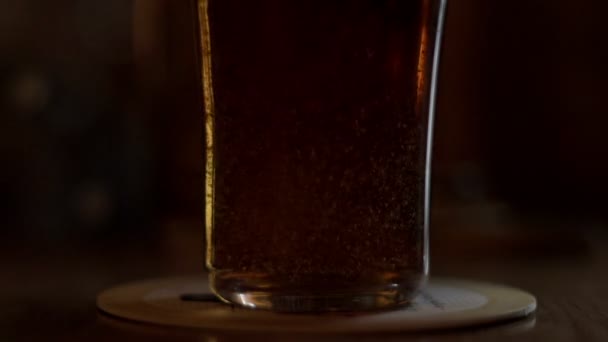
[97,276,536,333]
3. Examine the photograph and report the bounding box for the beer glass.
[197,0,446,312]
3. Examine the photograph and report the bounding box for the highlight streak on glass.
[423,0,447,275]
[416,0,430,111]
[198,0,216,269]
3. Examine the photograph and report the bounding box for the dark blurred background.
[1,0,202,247]
[1,0,608,337]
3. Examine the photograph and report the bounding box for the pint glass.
[198,0,446,312]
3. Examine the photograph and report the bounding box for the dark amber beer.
[198,0,446,312]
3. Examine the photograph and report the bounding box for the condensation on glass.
[197,0,447,312]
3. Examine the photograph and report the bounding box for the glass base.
[209,271,425,313]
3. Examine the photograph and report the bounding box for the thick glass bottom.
[209,270,426,313]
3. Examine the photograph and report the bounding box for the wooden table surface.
[3,219,608,341]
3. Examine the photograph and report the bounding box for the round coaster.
[97,276,536,333]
